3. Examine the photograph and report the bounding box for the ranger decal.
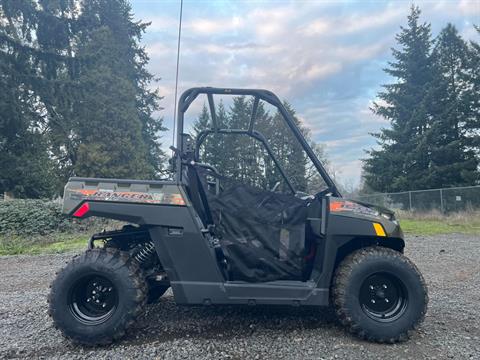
[70,189,185,205]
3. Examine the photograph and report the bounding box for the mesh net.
[196,166,311,282]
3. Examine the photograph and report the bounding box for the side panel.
[168,281,329,306]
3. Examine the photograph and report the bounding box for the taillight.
[73,202,90,218]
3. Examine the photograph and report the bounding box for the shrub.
[0,199,112,236]
[0,200,70,235]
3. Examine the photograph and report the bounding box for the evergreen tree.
[465,26,480,154]
[427,24,479,187]
[193,101,230,171]
[70,26,157,178]
[52,0,166,180]
[193,104,211,161]
[228,96,255,183]
[269,102,308,192]
[0,70,57,198]
[0,0,166,196]
[0,0,64,197]
[363,6,434,192]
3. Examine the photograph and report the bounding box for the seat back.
[184,165,214,227]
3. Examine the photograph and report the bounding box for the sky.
[130,0,479,188]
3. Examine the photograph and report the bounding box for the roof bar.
[248,97,259,134]
[207,93,217,131]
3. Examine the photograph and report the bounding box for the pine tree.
[0,0,167,197]
[0,70,57,198]
[0,0,64,197]
[228,96,255,183]
[427,24,479,187]
[465,26,480,155]
[193,101,231,174]
[58,0,166,179]
[363,6,434,192]
[70,26,156,179]
[193,104,212,161]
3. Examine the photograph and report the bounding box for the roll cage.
[175,87,341,197]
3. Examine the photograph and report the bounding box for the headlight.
[329,200,379,217]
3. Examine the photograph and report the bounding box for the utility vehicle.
[49,87,428,345]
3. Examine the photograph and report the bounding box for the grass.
[0,233,88,256]
[398,210,480,235]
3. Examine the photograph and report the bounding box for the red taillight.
[73,202,90,218]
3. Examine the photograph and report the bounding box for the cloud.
[142,15,178,32]
[301,7,405,36]
[131,0,477,187]
[187,16,244,34]
[432,0,479,16]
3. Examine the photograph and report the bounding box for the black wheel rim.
[68,274,118,325]
[359,272,408,322]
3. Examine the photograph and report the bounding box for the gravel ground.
[0,234,479,360]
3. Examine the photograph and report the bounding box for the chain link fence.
[354,185,480,213]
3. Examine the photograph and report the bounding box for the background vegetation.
[0,0,166,198]
[0,199,116,255]
[362,7,480,193]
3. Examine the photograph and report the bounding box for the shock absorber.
[134,241,156,264]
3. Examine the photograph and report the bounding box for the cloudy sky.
[130,0,479,187]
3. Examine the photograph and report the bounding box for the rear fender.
[70,200,194,228]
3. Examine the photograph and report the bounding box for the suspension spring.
[134,241,156,264]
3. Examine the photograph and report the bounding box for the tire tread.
[332,246,428,343]
[48,248,147,346]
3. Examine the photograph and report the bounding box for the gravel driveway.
[0,234,479,360]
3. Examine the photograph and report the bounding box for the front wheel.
[332,246,428,343]
[48,248,147,345]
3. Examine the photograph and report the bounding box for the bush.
[0,200,70,235]
[0,199,112,236]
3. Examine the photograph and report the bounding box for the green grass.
[399,216,480,235]
[0,233,88,256]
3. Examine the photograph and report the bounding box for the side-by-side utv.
[49,87,428,345]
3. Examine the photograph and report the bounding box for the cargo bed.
[62,177,184,215]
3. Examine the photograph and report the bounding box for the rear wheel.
[48,248,147,345]
[332,246,428,343]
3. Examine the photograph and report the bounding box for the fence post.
[440,189,444,213]
[408,191,412,212]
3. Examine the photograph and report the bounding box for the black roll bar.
[176,87,341,197]
[248,97,259,133]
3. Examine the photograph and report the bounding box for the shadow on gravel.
[122,295,339,346]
